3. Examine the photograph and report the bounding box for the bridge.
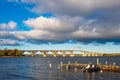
[21,50,103,57]
[81,50,103,57]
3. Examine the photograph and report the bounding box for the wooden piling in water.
[49,63,52,70]
[58,64,60,71]
[68,61,71,64]
[60,61,63,67]
[97,58,99,65]
[48,60,120,73]
[66,64,69,71]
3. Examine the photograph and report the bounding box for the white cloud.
[24,16,81,33]
[0,23,7,30]
[0,31,9,37]
[11,30,69,41]
[0,21,17,30]
[21,0,120,15]
[0,16,119,44]
[8,21,17,29]
[0,39,19,45]
[2,0,120,44]
[9,16,120,43]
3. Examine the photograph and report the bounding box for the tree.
[3,48,8,55]
[0,51,5,56]
[0,48,23,56]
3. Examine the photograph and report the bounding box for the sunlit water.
[0,56,120,80]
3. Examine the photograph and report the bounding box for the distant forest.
[0,48,23,56]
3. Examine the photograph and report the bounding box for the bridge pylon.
[70,51,74,57]
[42,51,47,57]
[53,51,57,57]
[62,50,66,57]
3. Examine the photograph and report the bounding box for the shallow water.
[0,56,120,80]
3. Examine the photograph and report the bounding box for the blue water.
[0,56,120,80]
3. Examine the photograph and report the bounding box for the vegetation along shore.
[0,48,24,57]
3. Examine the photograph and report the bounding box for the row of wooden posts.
[49,58,99,71]
[49,59,120,72]
[49,61,80,71]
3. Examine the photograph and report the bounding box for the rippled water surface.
[0,56,120,80]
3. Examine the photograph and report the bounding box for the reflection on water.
[0,56,120,80]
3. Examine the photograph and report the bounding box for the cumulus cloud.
[18,0,120,26]
[3,0,120,45]
[0,16,120,45]
[0,31,9,38]
[23,16,81,33]
[0,21,17,30]
[0,21,19,46]
[21,0,120,15]
[0,39,20,46]
[8,21,17,29]
[7,16,120,44]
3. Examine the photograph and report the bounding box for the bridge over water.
[21,50,103,57]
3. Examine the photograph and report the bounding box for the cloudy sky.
[0,0,120,53]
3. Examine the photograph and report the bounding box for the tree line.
[0,48,24,56]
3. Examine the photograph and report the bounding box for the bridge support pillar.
[70,51,74,57]
[62,50,66,57]
[42,51,47,57]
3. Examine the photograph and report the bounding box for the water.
[0,56,120,80]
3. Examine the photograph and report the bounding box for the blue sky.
[0,0,120,53]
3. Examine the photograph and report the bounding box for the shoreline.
[0,56,24,58]
[0,55,120,58]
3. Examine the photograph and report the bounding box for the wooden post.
[113,62,116,66]
[75,61,78,72]
[97,58,99,65]
[49,63,52,70]
[100,70,103,77]
[105,60,108,65]
[60,61,63,67]
[66,65,68,71]
[75,61,77,64]
[58,64,60,71]
[68,61,71,64]
[110,63,112,72]
[75,67,77,72]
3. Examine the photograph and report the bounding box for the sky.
[0,0,120,53]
